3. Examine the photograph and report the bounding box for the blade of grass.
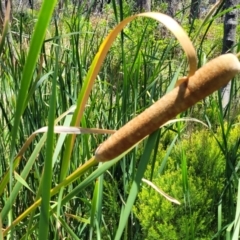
[232,179,240,239]
[38,39,58,239]
[181,148,189,196]
[218,202,222,240]
[93,174,104,239]
[13,171,34,193]
[89,177,102,239]
[114,130,159,240]
[226,221,234,240]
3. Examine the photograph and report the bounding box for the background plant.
[134,128,228,239]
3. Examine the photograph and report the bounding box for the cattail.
[95,54,240,162]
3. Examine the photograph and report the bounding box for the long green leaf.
[10,0,57,159]
[232,179,240,239]
[114,130,159,240]
[38,28,59,239]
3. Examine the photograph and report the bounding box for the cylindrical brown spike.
[95,54,240,162]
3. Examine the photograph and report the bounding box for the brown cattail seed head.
[95,54,240,162]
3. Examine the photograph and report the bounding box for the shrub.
[134,129,226,239]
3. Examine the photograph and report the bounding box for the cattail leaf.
[38,33,58,239]
[73,12,196,128]
[139,12,197,77]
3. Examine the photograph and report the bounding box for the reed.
[95,53,240,161]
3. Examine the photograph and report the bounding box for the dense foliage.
[134,126,240,239]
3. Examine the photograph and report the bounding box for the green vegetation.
[134,127,239,239]
[0,0,239,239]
